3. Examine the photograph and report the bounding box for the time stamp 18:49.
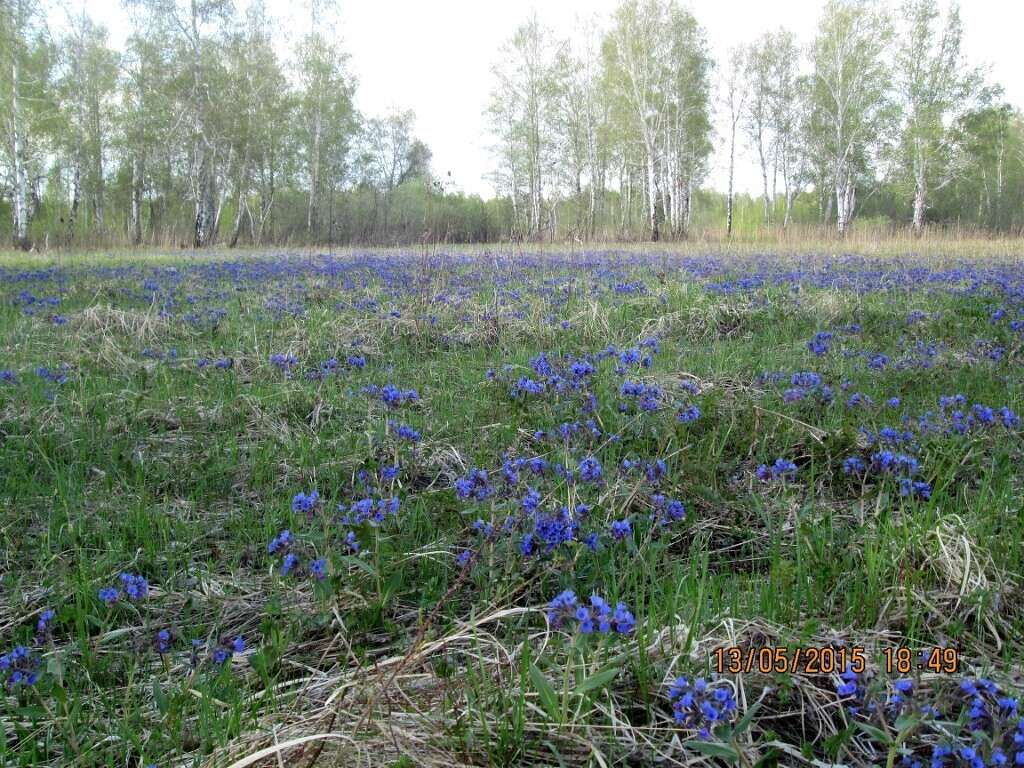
[712,646,962,675]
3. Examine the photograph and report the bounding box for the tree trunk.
[130,156,143,245]
[645,144,658,242]
[757,130,770,228]
[68,162,81,239]
[660,160,671,239]
[586,120,597,237]
[781,152,793,229]
[682,178,692,238]
[308,110,321,238]
[912,155,927,236]
[587,174,596,238]
[10,59,30,249]
[994,139,1004,226]
[93,142,105,232]
[229,162,249,248]
[835,168,855,235]
[193,154,215,247]
[529,161,541,238]
[726,116,737,238]
[620,165,630,232]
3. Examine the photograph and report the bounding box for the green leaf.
[574,665,619,695]
[13,705,48,719]
[732,699,763,737]
[685,740,740,762]
[854,721,892,745]
[338,555,378,577]
[50,684,67,706]
[529,663,559,721]
[894,713,921,733]
[153,679,169,715]
[45,653,63,687]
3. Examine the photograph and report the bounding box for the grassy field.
[0,246,1022,767]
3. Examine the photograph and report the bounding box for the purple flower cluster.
[99,572,150,605]
[291,490,320,514]
[269,353,298,376]
[667,677,738,738]
[577,456,603,483]
[388,420,421,441]
[197,357,232,370]
[209,636,246,666]
[649,495,687,527]
[341,496,400,526]
[756,457,798,482]
[843,450,933,500]
[0,646,40,688]
[546,590,635,634]
[455,468,493,501]
[365,384,419,407]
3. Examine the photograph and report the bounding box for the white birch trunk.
[645,140,658,241]
[10,59,29,248]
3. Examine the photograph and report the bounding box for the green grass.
[0,247,1021,767]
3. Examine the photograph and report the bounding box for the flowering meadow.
[0,248,1022,767]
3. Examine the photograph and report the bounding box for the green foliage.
[0,0,1022,251]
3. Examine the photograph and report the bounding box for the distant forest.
[2,0,1023,250]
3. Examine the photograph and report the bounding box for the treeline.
[1,0,1022,251]
[0,0,508,249]
[489,0,1024,241]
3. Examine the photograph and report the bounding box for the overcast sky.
[91,0,1024,198]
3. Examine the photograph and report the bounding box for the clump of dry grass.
[73,304,169,341]
[920,514,1019,651]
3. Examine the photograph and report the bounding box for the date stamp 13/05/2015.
[712,646,962,676]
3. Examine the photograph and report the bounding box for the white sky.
[86,0,1024,197]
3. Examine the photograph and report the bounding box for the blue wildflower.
[668,677,736,736]
[155,629,172,654]
[578,457,603,483]
[291,490,320,514]
[120,573,149,601]
[677,405,701,423]
[310,558,327,581]
[35,609,55,639]
[268,529,292,554]
[281,553,299,576]
[610,519,632,540]
[0,646,40,688]
[757,458,797,482]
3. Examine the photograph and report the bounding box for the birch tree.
[766,30,805,228]
[550,44,590,237]
[120,32,176,245]
[1,0,48,248]
[125,0,232,247]
[808,0,893,235]
[722,48,747,238]
[57,13,118,236]
[602,0,711,241]
[603,0,669,241]
[744,35,774,226]
[359,110,431,237]
[220,2,288,247]
[894,0,986,235]
[661,5,711,237]
[484,77,526,237]
[296,30,356,241]
[486,14,559,239]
